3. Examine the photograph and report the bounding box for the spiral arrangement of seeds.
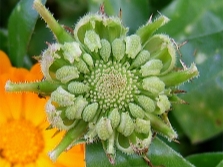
[6,0,199,164]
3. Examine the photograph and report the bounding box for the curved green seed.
[137,95,155,113]
[96,117,113,140]
[112,38,125,61]
[100,39,111,62]
[84,30,101,52]
[82,103,98,122]
[125,34,141,59]
[55,66,79,83]
[68,82,89,95]
[129,103,145,119]
[117,112,134,137]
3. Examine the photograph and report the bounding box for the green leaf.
[8,0,46,67]
[86,137,194,167]
[172,31,223,143]
[186,152,223,167]
[159,0,223,40]
[216,160,223,167]
[159,0,223,143]
[0,28,8,52]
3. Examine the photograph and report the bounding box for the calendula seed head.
[6,1,199,164]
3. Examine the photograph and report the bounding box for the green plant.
[1,0,222,166]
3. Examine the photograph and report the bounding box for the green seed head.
[5,1,199,164]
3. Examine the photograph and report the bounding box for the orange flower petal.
[57,144,86,167]
[0,50,11,74]
[0,51,85,167]
[0,75,12,123]
[0,158,11,167]
[36,155,55,167]
[26,63,43,81]
[23,93,47,126]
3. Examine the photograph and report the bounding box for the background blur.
[0,0,222,166]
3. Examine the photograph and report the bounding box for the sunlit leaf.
[159,0,223,40]
[186,152,223,167]
[86,137,195,167]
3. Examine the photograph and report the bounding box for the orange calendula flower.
[0,50,85,167]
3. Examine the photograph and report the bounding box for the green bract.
[5,0,199,164]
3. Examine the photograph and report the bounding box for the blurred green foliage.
[0,0,222,166]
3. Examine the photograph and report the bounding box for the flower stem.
[49,120,88,161]
[33,0,74,43]
[5,80,59,95]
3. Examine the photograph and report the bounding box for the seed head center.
[99,69,126,97]
[86,61,137,111]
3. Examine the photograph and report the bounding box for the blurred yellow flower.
[0,50,85,167]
